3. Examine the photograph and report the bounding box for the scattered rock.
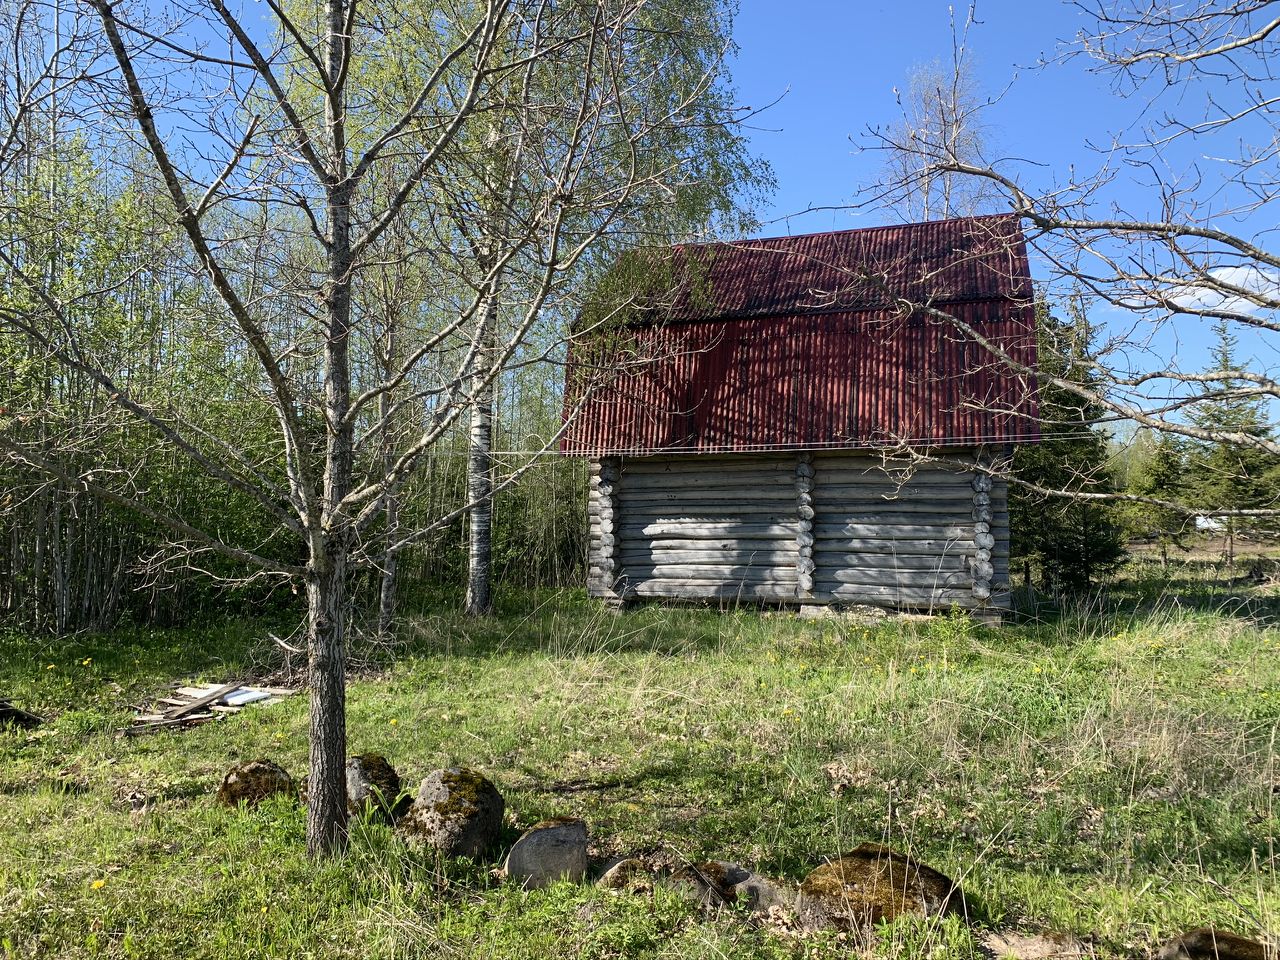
[396,767,504,858]
[596,858,652,891]
[670,861,794,917]
[982,931,1087,959]
[216,759,296,807]
[503,817,588,888]
[1156,929,1271,960]
[795,843,963,933]
[346,754,402,819]
[671,860,750,907]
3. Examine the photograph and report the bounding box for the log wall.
[587,450,1010,611]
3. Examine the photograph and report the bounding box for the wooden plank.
[164,681,241,720]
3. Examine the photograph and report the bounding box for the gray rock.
[216,759,296,808]
[396,768,504,858]
[796,843,963,933]
[503,817,588,888]
[670,861,793,917]
[596,858,652,890]
[345,754,402,819]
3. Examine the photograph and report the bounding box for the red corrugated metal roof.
[562,214,1039,455]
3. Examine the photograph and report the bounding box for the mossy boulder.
[1156,929,1271,960]
[346,754,402,819]
[396,767,504,858]
[795,843,963,933]
[502,817,588,888]
[216,759,296,808]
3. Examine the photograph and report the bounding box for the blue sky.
[729,0,1140,234]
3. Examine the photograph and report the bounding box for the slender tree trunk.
[305,544,347,856]
[308,1,354,856]
[377,493,400,639]
[465,283,498,616]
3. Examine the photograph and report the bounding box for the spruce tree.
[1185,321,1280,563]
[1010,300,1128,590]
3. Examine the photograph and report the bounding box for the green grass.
[1,582,1277,959]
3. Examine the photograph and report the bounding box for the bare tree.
[0,0,761,855]
[861,0,1280,523]
[874,3,1002,222]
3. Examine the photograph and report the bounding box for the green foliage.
[1011,301,1127,590]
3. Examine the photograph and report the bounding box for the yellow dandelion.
[81,657,92,666]
[389,718,398,726]
[46,664,55,670]
[91,879,106,890]
[261,906,268,914]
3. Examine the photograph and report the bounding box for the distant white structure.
[1194,515,1226,533]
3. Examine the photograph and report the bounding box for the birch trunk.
[465,283,498,617]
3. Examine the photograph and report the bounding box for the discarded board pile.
[128,681,297,735]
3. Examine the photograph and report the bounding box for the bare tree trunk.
[465,285,498,617]
[305,544,347,856]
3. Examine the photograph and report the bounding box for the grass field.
[1,573,1277,959]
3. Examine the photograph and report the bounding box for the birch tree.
[0,0,762,855]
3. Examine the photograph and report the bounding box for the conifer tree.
[1010,301,1128,590]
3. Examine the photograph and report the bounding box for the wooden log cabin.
[561,214,1039,615]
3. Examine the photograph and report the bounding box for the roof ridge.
[680,212,1019,251]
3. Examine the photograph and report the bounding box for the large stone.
[396,768,504,858]
[795,843,963,932]
[346,754,402,819]
[670,861,794,917]
[503,817,588,888]
[216,759,296,808]
[1156,929,1271,960]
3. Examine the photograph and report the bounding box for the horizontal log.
[619,521,801,538]
[808,551,969,570]
[619,548,798,565]
[811,487,974,504]
[818,568,972,588]
[617,492,797,507]
[622,457,795,476]
[619,565,798,584]
[815,521,974,538]
[815,582,978,602]
[607,473,795,492]
[624,580,799,601]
